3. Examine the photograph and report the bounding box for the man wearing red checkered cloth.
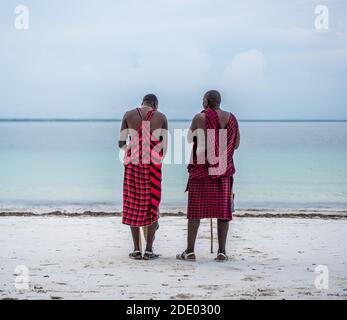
[177,90,240,262]
[118,94,168,261]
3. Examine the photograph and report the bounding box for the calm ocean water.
[0,121,347,210]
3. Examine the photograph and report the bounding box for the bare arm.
[187,113,206,162]
[118,113,128,150]
[187,114,204,143]
[162,114,168,131]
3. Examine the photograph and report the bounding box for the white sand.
[0,216,347,300]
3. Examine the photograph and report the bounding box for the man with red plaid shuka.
[177,90,240,262]
[118,94,168,261]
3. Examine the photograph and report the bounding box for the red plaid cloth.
[187,108,238,220]
[122,109,163,227]
[187,177,234,220]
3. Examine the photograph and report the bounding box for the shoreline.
[0,208,347,219]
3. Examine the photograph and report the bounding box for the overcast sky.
[0,0,346,119]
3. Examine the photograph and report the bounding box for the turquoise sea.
[0,120,347,211]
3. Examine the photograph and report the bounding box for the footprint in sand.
[198,284,230,290]
[171,293,192,299]
[256,288,276,296]
[241,275,263,282]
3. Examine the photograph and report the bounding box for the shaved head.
[204,90,221,109]
[142,94,158,109]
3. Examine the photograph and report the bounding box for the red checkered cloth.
[187,177,234,220]
[122,109,163,227]
[186,108,238,220]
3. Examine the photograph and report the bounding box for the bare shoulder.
[194,112,205,122]
[153,110,168,124]
[221,109,238,121]
[220,109,231,117]
[193,112,205,122]
[124,108,138,118]
[192,112,205,129]
[154,110,166,118]
[120,109,130,120]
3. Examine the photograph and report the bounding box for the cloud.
[0,0,346,119]
[223,49,267,93]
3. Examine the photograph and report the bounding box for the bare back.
[118,107,168,149]
[126,107,167,132]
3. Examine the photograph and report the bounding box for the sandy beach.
[1,213,347,300]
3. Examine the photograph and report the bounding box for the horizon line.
[0,118,347,123]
